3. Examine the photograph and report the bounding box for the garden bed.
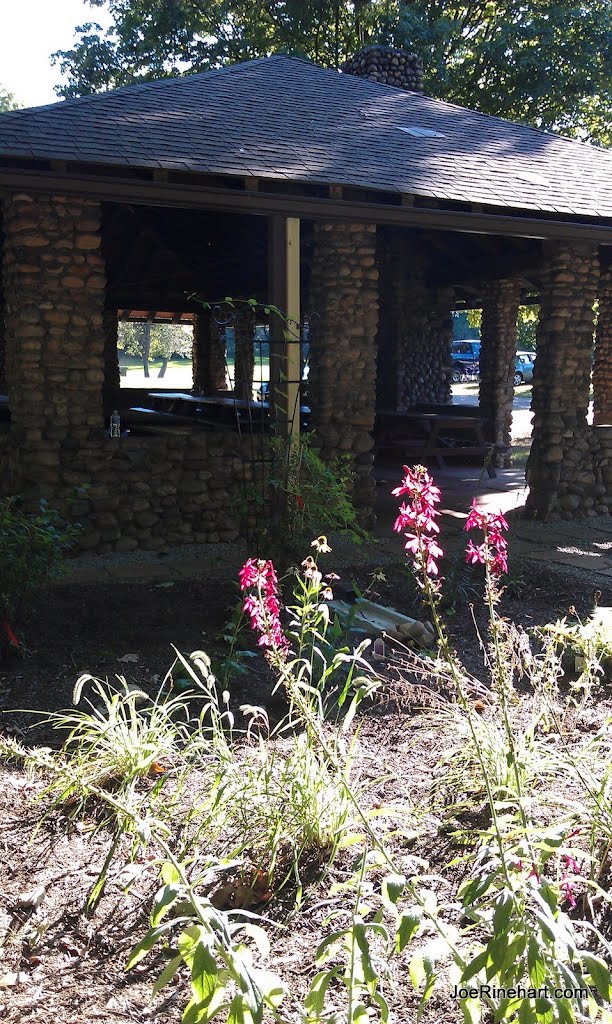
[0,544,611,1024]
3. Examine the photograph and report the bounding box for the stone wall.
[0,191,257,551]
[526,243,605,517]
[377,229,452,410]
[479,278,521,468]
[308,221,379,518]
[342,45,424,92]
[593,264,612,426]
[0,425,248,551]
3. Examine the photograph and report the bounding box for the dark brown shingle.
[1,55,611,219]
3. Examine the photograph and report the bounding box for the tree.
[52,1,611,143]
[52,1,387,96]
[391,1,612,143]
[0,86,19,112]
[118,321,192,376]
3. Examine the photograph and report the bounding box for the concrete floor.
[375,461,612,580]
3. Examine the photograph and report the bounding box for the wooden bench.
[375,409,500,477]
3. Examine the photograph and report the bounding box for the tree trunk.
[142,321,152,377]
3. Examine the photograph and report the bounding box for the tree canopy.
[52,1,611,143]
[0,86,19,112]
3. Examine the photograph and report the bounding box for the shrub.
[242,435,364,556]
[0,496,78,651]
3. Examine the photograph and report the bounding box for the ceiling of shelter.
[102,203,271,310]
[102,201,546,316]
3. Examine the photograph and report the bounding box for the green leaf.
[396,908,422,952]
[462,948,489,983]
[126,922,173,969]
[492,891,513,935]
[527,938,546,988]
[582,953,612,1001]
[152,954,182,994]
[304,969,337,1017]
[160,863,180,885]
[352,1004,368,1024]
[151,883,182,926]
[371,991,390,1023]
[410,952,426,992]
[518,1000,536,1024]
[190,940,219,1004]
[459,996,481,1024]
[459,872,496,907]
[381,873,406,911]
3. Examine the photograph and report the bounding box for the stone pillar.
[103,308,120,410]
[192,310,227,392]
[309,221,379,519]
[0,207,5,395]
[479,278,521,468]
[376,229,451,411]
[2,193,106,499]
[593,263,612,426]
[526,242,598,517]
[233,305,255,401]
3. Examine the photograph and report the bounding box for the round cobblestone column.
[309,221,379,519]
[233,305,255,401]
[377,229,452,411]
[593,263,612,426]
[103,308,120,410]
[479,278,521,468]
[2,192,106,499]
[0,208,5,395]
[193,310,228,392]
[526,243,599,517]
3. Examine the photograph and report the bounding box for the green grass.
[511,441,531,469]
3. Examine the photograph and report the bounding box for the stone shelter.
[0,50,611,550]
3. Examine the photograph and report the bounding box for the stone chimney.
[341,45,424,93]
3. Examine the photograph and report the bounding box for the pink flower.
[464,502,509,578]
[559,854,582,909]
[240,558,289,656]
[391,465,444,580]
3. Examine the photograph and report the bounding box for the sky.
[1,0,112,108]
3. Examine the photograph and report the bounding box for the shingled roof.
[1,54,611,221]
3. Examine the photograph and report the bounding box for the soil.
[0,547,610,1023]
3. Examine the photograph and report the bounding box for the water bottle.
[110,410,121,437]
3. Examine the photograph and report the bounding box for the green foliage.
[0,497,78,626]
[462,305,539,352]
[52,2,611,142]
[392,0,612,143]
[118,321,192,360]
[127,857,286,1023]
[253,435,363,554]
[0,85,19,112]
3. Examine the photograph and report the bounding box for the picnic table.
[375,408,498,477]
[147,392,311,431]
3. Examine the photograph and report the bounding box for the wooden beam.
[1,168,612,245]
[268,215,301,439]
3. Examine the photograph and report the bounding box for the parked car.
[514,351,534,385]
[451,340,481,382]
[451,341,534,387]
